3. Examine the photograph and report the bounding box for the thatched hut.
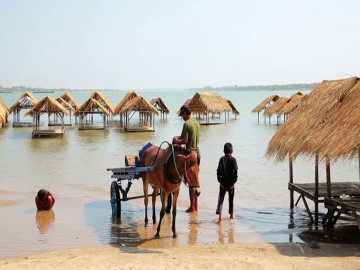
[266,77,360,226]
[187,92,233,124]
[74,98,111,130]
[225,99,240,119]
[0,99,10,128]
[264,97,289,125]
[60,92,80,125]
[47,97,76,126]
[25,96,69,138]
[150,97,170,120]
[278,92,306,120]
[116,96,159,132]
[252,95,279,123]
[114,91,139,127]
[9,92,38,127]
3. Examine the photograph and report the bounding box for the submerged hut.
[90,91,115,122]
[25,96,69,138]
[150,97,170,119]
[59,92,80,124]
[225,99,240,119]
[188,92,233,125]
[48,97,76,126]
[278,92,305,121]
[116,96,159,132]
[0,99,10,128]
[114,91,139,127]
[75,98,111,130]
[264,97,289,125]
[266,77,360,227]
[252,95,279,123]
[9,92,38,127]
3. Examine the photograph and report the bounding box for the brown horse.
[140,143,201,238]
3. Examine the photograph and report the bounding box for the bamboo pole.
[289,156,294,208]
[326,157,331,198]
[315,154,319,225]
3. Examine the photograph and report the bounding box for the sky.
[0,0,359,90]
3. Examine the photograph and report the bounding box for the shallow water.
[0,89,359,258]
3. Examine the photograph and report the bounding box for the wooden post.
[326,157,331,198]
[289,156,294,208]
[358,147,360,181]
[315,154,319,225]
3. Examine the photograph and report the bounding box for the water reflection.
[187,214,198,245]
[35,210,55,234]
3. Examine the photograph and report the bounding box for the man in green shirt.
[173,104,200,213]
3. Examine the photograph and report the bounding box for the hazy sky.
[1,0,359,90]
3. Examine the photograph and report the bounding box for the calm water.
[0,89,359,258]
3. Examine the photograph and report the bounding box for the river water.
[0,89,358,258]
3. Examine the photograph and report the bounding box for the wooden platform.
[289,182,360,224]
[124,125,155,132]
[32,129,65,138]
[323,197,360,229]
[200,122,224,126]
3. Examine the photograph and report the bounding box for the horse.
[140,142,201,238]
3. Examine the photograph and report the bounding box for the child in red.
[216,143,238,224]
[35,189,55,211]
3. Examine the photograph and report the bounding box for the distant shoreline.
[0,83,317,93]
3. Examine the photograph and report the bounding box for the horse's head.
[175,147,201,197]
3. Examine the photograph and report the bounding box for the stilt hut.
[252,95,279,123]
[25,96,69,138]
[278,92,305,121]
[48,98,75,126]
[264,97,289,125]
[75,98,111,130]
[187,92,232,125]
[116,96,159,132]
[150,97,170,120]
[225,99,240,119]
[59,92,80,124]
[266,77,360,228]
[9,92,38,127]
[114,91,139,127]
[90,91,115,122]
[0,99,10,128]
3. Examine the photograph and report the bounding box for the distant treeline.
[194,83,318,92]
[0,83,318,92]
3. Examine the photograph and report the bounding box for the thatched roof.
[114,91,139,114]
[117,96,159,115]
[225,99,240,115]
[0,103,9,126]
[264,97,289,116]
[74,98,111,117]
[9,92,38,113]
[0,98,9,112]
[252,95,279,113]
[60,92,80,110]
[25,96,70,116]
[188,92,232,114]
[150,97,170,114]
[90,91,115,114]
[56,97,76,112]
[278,93,306,115]
[266,77,360,162]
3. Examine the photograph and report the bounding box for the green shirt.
[181,118,200,152]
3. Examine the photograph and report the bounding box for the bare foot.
[217,217,222,224]
[185,207,196,213]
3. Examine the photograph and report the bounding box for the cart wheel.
[110,181,121,218]
[160,190,172,214]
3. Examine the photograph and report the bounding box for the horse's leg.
[151,187,158,224]
[155,190,169,238]
[143,176,149,227]
[171,190,180,238]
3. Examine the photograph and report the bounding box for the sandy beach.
[0,242,359,270]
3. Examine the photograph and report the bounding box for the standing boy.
[216,142,238,224]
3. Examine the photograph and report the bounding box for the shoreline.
[0,242,359,270]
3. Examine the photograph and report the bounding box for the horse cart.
[107,153,172,219]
